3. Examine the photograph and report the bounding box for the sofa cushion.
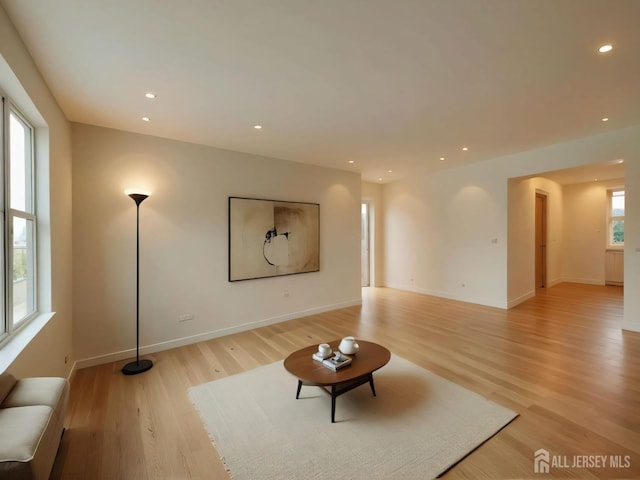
[0,372,17,402]
[0,405,58,480]
[1,377,69,422]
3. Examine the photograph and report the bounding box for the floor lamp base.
[122,359,153,375]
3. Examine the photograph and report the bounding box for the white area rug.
[189,355,517,480]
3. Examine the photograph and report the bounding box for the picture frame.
[228,197,320,282]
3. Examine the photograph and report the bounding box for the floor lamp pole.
[122,191,153,376]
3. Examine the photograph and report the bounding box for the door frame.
[361,201,371,287]
[535,192,547,289]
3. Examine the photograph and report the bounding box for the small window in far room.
[608,189,624,246]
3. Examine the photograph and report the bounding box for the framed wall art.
[228,197,320,281]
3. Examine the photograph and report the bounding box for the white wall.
[361,182,384,287]
[72,124,361,366]
[508,176,623,304]
[0,6,73,377]
[507,177,534,305]
[385,162,507,307]
[507,176,563,306]
[562,179,623,285]
[623,158,640,332]
[383,125,640,310]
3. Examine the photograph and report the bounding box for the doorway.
[361,202,370,287]
[535,193,547,288]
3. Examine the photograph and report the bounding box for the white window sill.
[0,312,55,373]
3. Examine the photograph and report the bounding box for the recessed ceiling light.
[462,147,469,151]
[439,157,445,161]
[142,116,150,122]
[387,169,393,173]
[598,44,613,53]
[594,178,598,182]
[145,92,156,99]
[378,177,383,182]
[254,125,263,130]
[602,117,609,122]
[348,160,355,164]
[619,159,624,164]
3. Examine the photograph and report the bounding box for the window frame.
[607,188,624,249]
[0,94,38,343]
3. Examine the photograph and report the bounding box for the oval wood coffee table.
[283,340,391,423]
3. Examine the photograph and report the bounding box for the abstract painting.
[228,197,320,281]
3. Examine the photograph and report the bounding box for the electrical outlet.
[179,314,195,323]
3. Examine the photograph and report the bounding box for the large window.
[1,95,37,340]
[608,189,624,247]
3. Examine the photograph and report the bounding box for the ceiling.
[525,159,625,185]
[1,0,639,183]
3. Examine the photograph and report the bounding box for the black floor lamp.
[122,189,154,375]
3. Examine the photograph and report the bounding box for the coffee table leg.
[331,385,337,423]
[296,380,303,399]
[368,373,377,397]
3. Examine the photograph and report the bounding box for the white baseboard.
[66,361,78,384]
[560,277,605,286]
[622,320,640,333]
[384,282,507,309]
[75,298,362,370]
[507,290,536,309]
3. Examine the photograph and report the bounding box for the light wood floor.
[52,283,640,479]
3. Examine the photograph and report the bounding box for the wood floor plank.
[52,283,640,479]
